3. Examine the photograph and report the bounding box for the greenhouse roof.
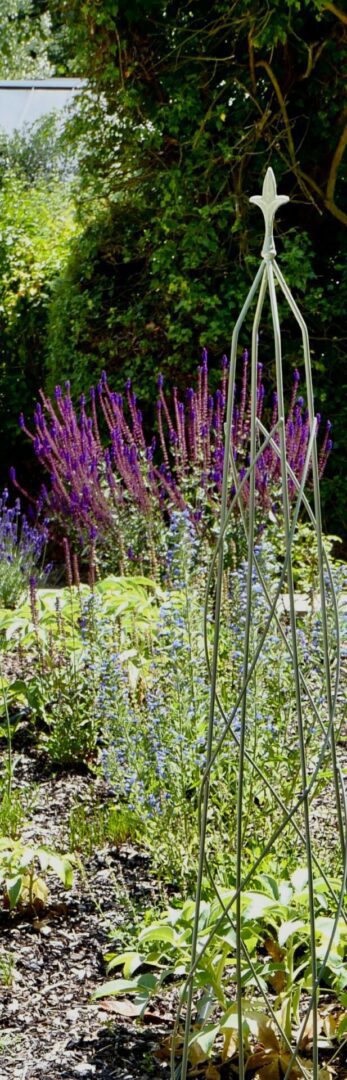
[0,79,85,136]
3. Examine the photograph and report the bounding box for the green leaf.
[189,1024,220,1057]
[291,868,308,893]
[6,875,22,909]
[242,893,280,921]
[107,951,144,977]
[139,923,176,945]
[278,920,306,946]
[92,972,158,1000]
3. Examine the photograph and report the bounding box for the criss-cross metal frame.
[173,169,347,1080]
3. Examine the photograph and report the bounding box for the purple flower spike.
[16,352,332,563]
[19,413,25,429]
[294,369,300,383]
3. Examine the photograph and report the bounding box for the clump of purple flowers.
[12,351,332,568]
[0,489,49,608]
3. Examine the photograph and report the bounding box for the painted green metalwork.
[172,169,347,1080]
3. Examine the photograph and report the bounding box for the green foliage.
[95,866,347,1061]
[0,574,162,766]
[0,169,79,458]
[0,836,75,910]
[41,0,347,535]
[0,0,53,79]
[68,801,140,856]
[0,788,27,840]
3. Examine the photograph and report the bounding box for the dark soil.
[0,750,173,1080]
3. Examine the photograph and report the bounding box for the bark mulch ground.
[0,751,173,1080]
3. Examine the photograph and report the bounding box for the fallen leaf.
[246,1039,303,1079]
[98,998,141,1018]
[155,1034,182,1061]
[321,1012,337,1041]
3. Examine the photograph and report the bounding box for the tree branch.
[255,59,296,166]
[323,2,347,26]
[326,122,347,202]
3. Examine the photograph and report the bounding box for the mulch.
[0,752,173,1080]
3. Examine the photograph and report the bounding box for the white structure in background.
[0,79,84,136]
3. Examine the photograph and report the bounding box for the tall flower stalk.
[12,352,332,570]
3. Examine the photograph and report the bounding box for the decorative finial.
[250,167,289,259]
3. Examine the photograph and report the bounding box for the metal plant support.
[173,169,347,1080]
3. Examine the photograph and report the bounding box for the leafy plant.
[68,801,140,856]
[0,837,75,911]
[0,788,27,840]
[0,489,49,609]
[44,0,347,543]
[0,574,162,767]
[95,867,347,1071]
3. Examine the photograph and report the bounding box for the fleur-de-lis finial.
[250,168,289,259]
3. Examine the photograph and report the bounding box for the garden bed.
[1,738,346,1080]
[0,749,173,1080]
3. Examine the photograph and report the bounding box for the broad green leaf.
[189,1024,220,1057]
[278,920,306,946]
[291,868,308,893]
[92,972,158,1000]
[139,923,176,945]
[6,875,22,909]
[277,882,293,906]
[219,1003,238,1030]
[106,951,144,976]
[243,892,280,921]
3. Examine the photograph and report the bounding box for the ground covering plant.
[0,838,75,911]
[0,571,162,765]
[95,867,347,1062]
